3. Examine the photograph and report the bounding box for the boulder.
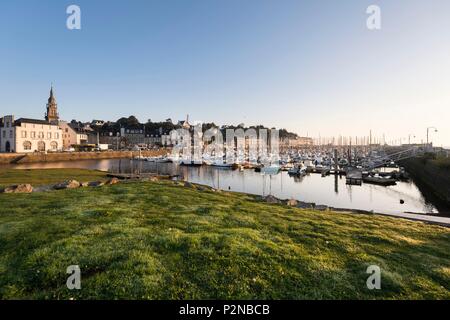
[197,185,210,192]
[183,182,196,189]
[297,202,315,209]
[264,195,281,204]
[286,199,298,207]
[80,182,90,187]
[105,177,120,185]
[88,181,105,187]
[54,180,80,190]
[2,184,33,193]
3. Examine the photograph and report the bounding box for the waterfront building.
[0,115,62,153]
[59,121,89,150]
[0,87,64,153]
[282,137,314,147]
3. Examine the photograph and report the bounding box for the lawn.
[0,168,107,188]
[0,170,449,299]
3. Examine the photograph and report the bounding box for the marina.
[8,153,448,216]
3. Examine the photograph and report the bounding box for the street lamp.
[426,127,438,147]
[408,134,415,145]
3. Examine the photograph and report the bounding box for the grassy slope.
[0,179,449,299]
[0,169,107,188]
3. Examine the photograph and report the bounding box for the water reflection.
[10,159,443,216]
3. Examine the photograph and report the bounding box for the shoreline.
[0,150,169,165]
[2,168,449,227]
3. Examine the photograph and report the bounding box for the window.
[22,131,27,138]
[31,131,36,138]
[23,141,32,150]
[38,132,44,139]
[2,130,5,138]
[50,141,58,150]
[54,132,59,139]
[47,132,52,139]
[9,130,13,138]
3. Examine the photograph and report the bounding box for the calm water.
[8,158,446,216]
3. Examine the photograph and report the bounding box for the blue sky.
[1,0,450,146]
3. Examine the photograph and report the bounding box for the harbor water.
[8,158,448,216]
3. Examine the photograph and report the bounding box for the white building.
[0,116,63,153]
[0,87,63,153]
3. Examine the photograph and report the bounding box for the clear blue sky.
[1,0,449,146]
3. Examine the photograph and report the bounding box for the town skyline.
[2,0,449,147]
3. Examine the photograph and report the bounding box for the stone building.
[0,87,63,153]
[0,116,62,153]
[59,121,88,150]
[45,86,59,123]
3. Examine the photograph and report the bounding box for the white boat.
[288,164,307,176]
[156,157,171,163]
[261,164,281,175]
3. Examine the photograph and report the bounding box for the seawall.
[0,149,170,165]
[400,157,450,210]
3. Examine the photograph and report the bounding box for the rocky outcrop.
[1,184,33,193]
[264,195,281,204]
[54,180,80,190]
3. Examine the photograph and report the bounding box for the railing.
[363,147,424,170]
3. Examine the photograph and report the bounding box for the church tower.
[45,86,59,123]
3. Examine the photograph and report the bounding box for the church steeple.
[45,85,59,123]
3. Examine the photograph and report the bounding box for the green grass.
[0,168,107,188]
[433,157,450,170]
[0,170,449,299]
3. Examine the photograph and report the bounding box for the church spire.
[45,85,59,123]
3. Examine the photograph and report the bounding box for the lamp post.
[408,134,415,145]
[426,127,438,148]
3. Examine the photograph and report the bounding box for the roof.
[14,118,54,126]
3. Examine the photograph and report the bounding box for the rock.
[297,202,314,209]
[184,182,196,189]
[105,177,120,185]
[88,181,105,187]
[286,199,298,207]
[54,180,80,190]
[197,185,211,192]
[2,184,33,193]
[80,182,89,187]
[264,195,281,204]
